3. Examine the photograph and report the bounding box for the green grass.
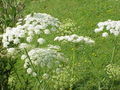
[24,0,120,34]
[23,0,120,66]
[8,0,120,89]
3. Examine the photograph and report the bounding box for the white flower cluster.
[21,46,65,75]
[54,34,95,44]
[2,13,60,50]
[94,20,120,37]
[47,44,61,50]
[7,48,16,54]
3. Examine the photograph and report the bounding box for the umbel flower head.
[22,45,66,76]
[94,20,120,37]
[54,34,95,44]
[2,13,60,52]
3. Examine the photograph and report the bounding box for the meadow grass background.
[22,0,120,67]
[7,0,120,89]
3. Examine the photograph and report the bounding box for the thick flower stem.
[72,45,76,73]
[13,67,23,86]
[24,48,42,85]
[110,37,117,90]
[111,46,116,63]
[110,37,117,63]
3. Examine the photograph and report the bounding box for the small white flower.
[113,31,119,36]
[27,68,32,74]
[3,42,9,48]
[28,31,34,36]
[37,38,45,45]
[7,48,15,54]
[54,37,59,41]
[77,36,84,42]
[26,36,33,43]
[18,18,23,22]
[25,59,30,63]
[42,73,49,79]
[86,39,95,44]
[18,33,25,38]
[102,32,109,37]
[34,61,39,65]
[44,29,51,34]
[19,43,30,49]
[28,25,34,31]
[21,54,27,60]
[67,37,73,41]
[94,28,103,33]
[8,36,13,42]
[24,63,28,68]
[97,22,104,27]
[34,29,41,34]
[35,25,44,30]
[16,22,22,25]
[48,44,61,50]
[32,72,37,77]
[13,38,20,44]
[106,25,111,30]
[51,27,57,31]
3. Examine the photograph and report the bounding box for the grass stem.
[24,48,42,85]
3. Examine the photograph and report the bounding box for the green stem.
[13,66,23,86]
[72,44,76,73]
[110,79,114,90]
[109,37,117,90]
[110,37,117,63]
[110,46,116,63]
[72,48,75,63]
[88,55,95,67]
[24,48,42,85]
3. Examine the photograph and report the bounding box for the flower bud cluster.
[105,64,120,80]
